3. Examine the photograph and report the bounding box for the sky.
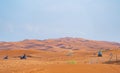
[0,0,120,42]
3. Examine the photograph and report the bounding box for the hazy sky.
[0,0,120,42]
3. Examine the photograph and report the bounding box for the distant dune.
[0,37,120,51]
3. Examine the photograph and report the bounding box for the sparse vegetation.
[104,60,120,65]
[67,60,77,64]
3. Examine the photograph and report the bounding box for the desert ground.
[0,49,120,73]
[0,38,120,73]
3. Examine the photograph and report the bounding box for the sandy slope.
[46,64,120,73]
[0,49,120,73]
[0,60,120,73]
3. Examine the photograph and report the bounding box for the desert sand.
[0,49,119,73]
[0,38,120,73]
[0,60,120,73]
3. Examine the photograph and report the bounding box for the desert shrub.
[67,60,77,64]
[66,50,74,56]
[66,52,73,56]
[103,60,120,65]
[3,56,8,59]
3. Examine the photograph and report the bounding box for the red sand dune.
[0,37,120,51]
[0,37,120,73]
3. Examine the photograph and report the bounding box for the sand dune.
[0,38,120,73]
[0,37,120,51]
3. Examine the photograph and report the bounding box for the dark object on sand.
[98,51,102,57]
[3,56,8,59]
[20,54,27,59]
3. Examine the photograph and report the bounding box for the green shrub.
[67,60,77,64]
